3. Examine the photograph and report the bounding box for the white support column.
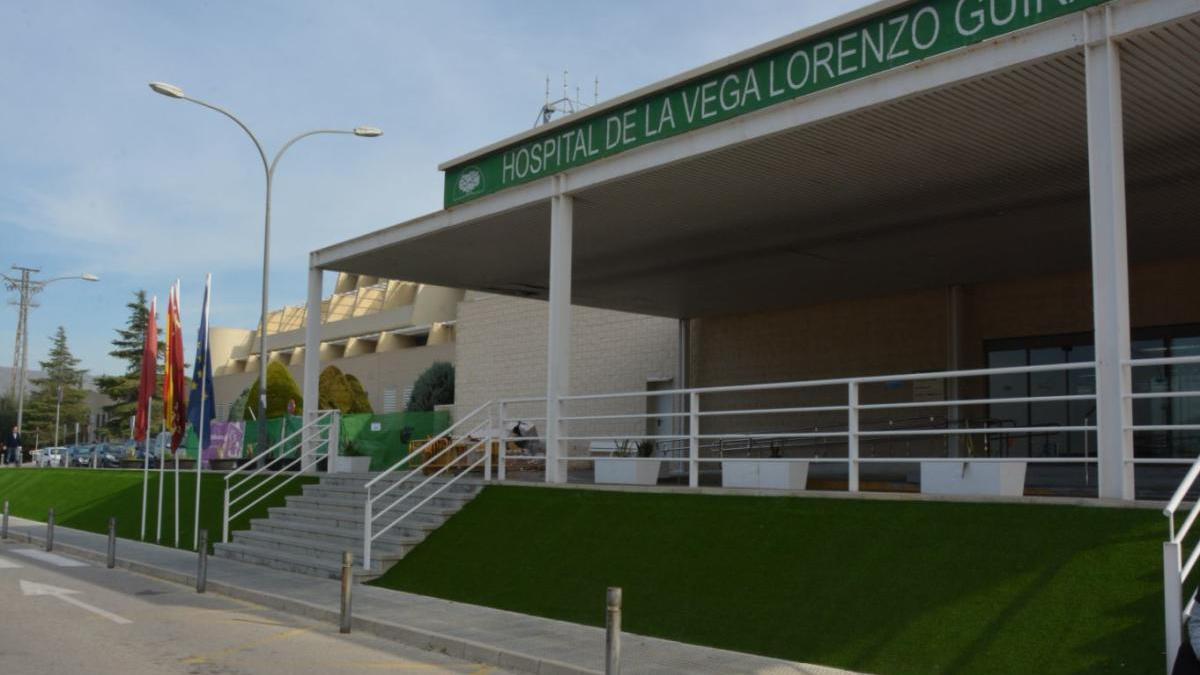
[546,177,573,484]
[1084,7,1134,501]
[1164,541,1183,674]
[302,261,323,471]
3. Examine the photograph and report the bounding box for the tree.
[24,327,89,443]
[318,366,373,415]
[244,362,303,419]
[406,362,454,412]
[94,290,162,438]
[344,374,373,414]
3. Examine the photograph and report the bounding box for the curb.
[4,526,597,675]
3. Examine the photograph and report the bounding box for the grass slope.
[370,486,1163,675]
[0,469,315,552]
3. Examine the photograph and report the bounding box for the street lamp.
[148,81,382,454]
[2,267,100,431]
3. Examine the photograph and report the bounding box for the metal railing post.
[340,550,354,634]
[1164,541,1183,674]
[1,500,8,539]
[689,392,700,488]
[327,411,341,473]
[222,487,230,544]
[106,517,117,569]
[497,401,507,482]
[848,382,860,493]
[362,486,373,570]
[606,587,622,675]
[196,529,208,593]
[484,405,494,482]
[46,508,54,551]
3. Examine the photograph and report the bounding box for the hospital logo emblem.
[457,167,483,196]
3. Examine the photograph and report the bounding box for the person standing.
[5,427,21,466]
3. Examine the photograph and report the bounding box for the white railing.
[361,402,493,569]
[495,362,1101,490]
[221,410,340,543]
[1143,354,1200,673]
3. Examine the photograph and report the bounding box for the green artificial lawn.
[370,486,1164,675]
[0,469,315,552]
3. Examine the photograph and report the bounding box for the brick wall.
[454,294,679,446]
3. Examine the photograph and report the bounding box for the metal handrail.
[369,419,490,522]
[372,439,488,548]
[362,404,494,567]
[369,418,491,508]
[221,409,338,543]
[364,401,493,490]
[225,410,335,490]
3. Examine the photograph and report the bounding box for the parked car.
[88,443,122,468]
[32,447,65,467]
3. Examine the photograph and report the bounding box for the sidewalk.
[3,516,857,675]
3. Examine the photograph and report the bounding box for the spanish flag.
[163,282,188,450]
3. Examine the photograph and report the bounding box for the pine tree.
[94,290,162,439]
[24,327,89,444]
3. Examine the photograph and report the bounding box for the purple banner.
[203,422,244,463]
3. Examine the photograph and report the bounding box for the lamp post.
[148,82,381,454]
[2,267,100,431]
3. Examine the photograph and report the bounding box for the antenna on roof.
[534,69,601,127]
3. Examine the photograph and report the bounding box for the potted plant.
[721,440,809,490]
[332,440,371,473]
[594,439,661,486]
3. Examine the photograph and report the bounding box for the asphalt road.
[0,540,507,675]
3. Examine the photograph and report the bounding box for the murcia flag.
[134,297,157,442]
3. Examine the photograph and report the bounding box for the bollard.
[1,500,8,540]
[46,508,55,552]
[106,517,117,569]
[340,550,353,634]
[606,587,622,675]
[196,529,208,593]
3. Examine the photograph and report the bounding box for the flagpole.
[156,421,165,543]
[174,283,182,549]
[194,275,210,550]
[139,296,157,542]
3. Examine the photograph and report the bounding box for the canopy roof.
[314,0,1200,319]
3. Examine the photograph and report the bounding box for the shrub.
[406,362,454,412]
[344,374,373,414]
[244,362,303,419]
[318,366,374,414]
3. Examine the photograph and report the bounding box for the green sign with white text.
[444,0,1107,206]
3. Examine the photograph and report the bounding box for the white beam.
[302,261,323,471]
[546,177,573,484]
[1084,6,1133,501]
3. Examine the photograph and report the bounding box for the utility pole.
[2,266,99,431]
[6,266,39,431]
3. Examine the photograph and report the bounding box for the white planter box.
[920,461,1026,497]
[594,458,661,486]
[721,460,809,490]
[332,455,372,474]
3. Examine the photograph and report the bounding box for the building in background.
[211,273,461,417]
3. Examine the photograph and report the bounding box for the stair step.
[249,517,420,549]
[213,542,382,581]
[301,482,482,499]
[231,529,410,563]
[284,494,464,518]
[219,472,484,580]
[267,506,444,536]
[296,487,476,510]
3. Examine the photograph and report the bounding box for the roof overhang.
[313,0,1200,319]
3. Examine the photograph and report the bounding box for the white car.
[32,447,65,467]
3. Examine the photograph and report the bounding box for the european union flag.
[187,275,215,452]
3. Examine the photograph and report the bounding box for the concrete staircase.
[213,472,483,581]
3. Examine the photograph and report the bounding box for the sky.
[0,0,873,378]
